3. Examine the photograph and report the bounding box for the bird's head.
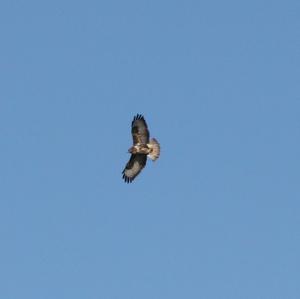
[128,146,137,154]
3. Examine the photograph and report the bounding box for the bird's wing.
[131,114,150,144]
[122,154,147,183]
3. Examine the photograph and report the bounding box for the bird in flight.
[122,114,160,183]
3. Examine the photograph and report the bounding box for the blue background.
[1,0,299,298]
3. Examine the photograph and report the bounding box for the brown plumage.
[122,114,160,183]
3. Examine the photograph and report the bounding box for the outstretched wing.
[122,154,147,183]
[131,114,149,145]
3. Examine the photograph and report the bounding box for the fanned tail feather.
[148,138,160,161]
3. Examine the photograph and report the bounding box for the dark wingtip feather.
[133,113,144,121]
[132,114,145,127]
[122,172,133,183]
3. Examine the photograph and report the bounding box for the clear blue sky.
[0,0,299,298]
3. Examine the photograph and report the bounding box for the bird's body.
[128,144,150,155]
[122,114,160,183]
[128,138,160,158]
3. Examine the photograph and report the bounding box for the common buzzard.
[122,114,160,183]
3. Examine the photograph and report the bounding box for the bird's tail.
[148,138,160,161]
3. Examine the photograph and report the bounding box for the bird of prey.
[122,114,160,183]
